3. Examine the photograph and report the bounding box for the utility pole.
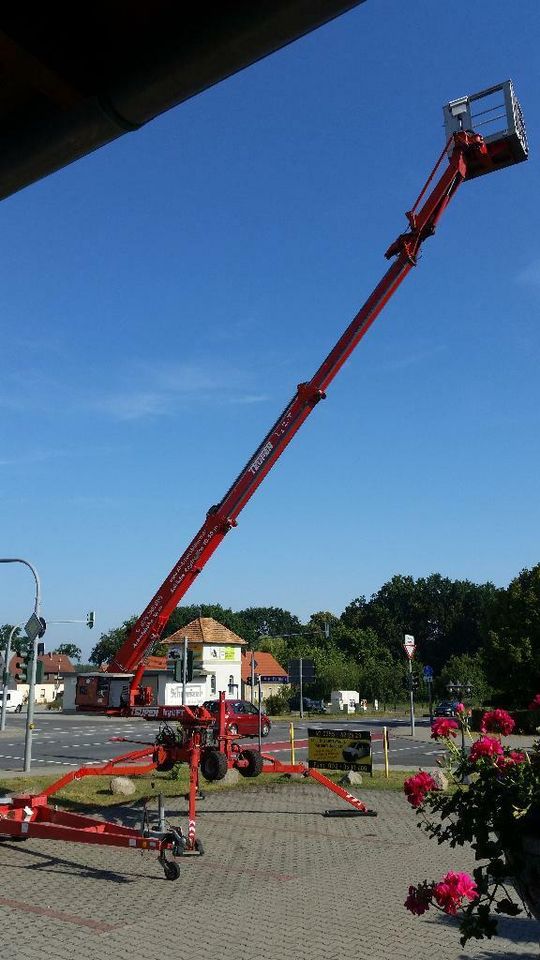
[0,558,43,772]
[250,654,256,705]
[182,636,188,705]
[299,657,304,720]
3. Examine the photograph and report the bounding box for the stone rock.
[109,776,136,796]
[430,769,449,791]
[339,770,363,786]
[222,767,240,785]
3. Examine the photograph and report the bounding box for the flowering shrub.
[431,717,459,739]
[404,702,540,945]
[480,708,516,736]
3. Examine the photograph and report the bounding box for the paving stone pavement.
[0,783,537,960]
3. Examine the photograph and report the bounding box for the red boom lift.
[75,80,527,717]
[2,83,527,879]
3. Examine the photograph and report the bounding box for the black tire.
[194,838,205,855]
[156,758,176,772]
[228,723,239,736]
[238,749,264,778]
[261,722,270,737]
[200,749,229,782]
[163,860,180,881]
[16,704,22,714]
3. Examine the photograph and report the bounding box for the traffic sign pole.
[404,635,416,737]
[408,658,415,737]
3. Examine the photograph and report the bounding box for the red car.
[202,699,271,738]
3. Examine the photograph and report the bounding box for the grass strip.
[0,766,413,810]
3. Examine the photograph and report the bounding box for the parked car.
[202,699,271,738]
[289,696,327,713]
[342,741,371,763]
[434,700,461,717]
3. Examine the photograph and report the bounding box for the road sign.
[423,665,434,680]
[403,634,415,659]
[25,613,46,642]
[288,659,315,683]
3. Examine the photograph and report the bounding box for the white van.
[0,688,24,713]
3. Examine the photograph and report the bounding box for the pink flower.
[480,709,515,736]
[496,750,527,771]
[404,883,434,916]
[433,871,478,915]
[431,717,459,740]
[455,702,465,715]
[528,694,540,710]
[404,771,439,808]
[469,735,504,763]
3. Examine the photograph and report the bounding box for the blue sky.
[2,0,539,659]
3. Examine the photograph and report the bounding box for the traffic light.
[35,660,44,683]
[86,611,96,629]
[174,650,194,683]
[14,648,32,683]
[411,672,420,691]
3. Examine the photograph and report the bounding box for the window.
[210,674,216,695]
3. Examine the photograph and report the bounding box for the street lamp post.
[0,558,42,771]
[447,679,473,756]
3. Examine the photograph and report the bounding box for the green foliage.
[0,623,27,656]
[483,563,540,705]
[264,687,292,715]
[83,561,540,708]
[89,616,138,665]
[437,653,490,705]
[52,643,82,661]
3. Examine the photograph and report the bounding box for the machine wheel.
[261,722,270,737]
[238,749,264,778]
[228,723,239,736]
[162,860,181,881]
[194,838,205,855]
[200,749,229,782]
[16,704,22,714]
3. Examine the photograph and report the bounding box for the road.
[0,712,445,774]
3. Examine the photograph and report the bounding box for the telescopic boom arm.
[107,89,526,702]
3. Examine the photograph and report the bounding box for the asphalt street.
[0,712,445,774]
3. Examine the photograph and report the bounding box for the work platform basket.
[443,80,528,178]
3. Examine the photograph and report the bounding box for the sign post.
[403,634,416,737]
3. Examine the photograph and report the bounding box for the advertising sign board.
[308,728,372,773]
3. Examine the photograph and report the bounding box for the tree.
[483,563,540,705]
[52,643,82,661]
[89,616,138,666]
[0,623,27,657]
[342,574,497,672]
[437,653,490,707]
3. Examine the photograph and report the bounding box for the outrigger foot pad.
[323,809,378,817]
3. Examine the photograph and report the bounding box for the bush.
[265,688,291,715]
[46,695,63,711]
[470,707,540,735]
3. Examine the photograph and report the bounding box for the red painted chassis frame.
[0,696,375,875]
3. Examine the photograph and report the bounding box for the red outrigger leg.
[0,747,185,875]
[260,755,377,816]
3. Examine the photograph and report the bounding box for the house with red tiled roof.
[241,650,289,702]
[8,651,75,705]
[143,617,247,706]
